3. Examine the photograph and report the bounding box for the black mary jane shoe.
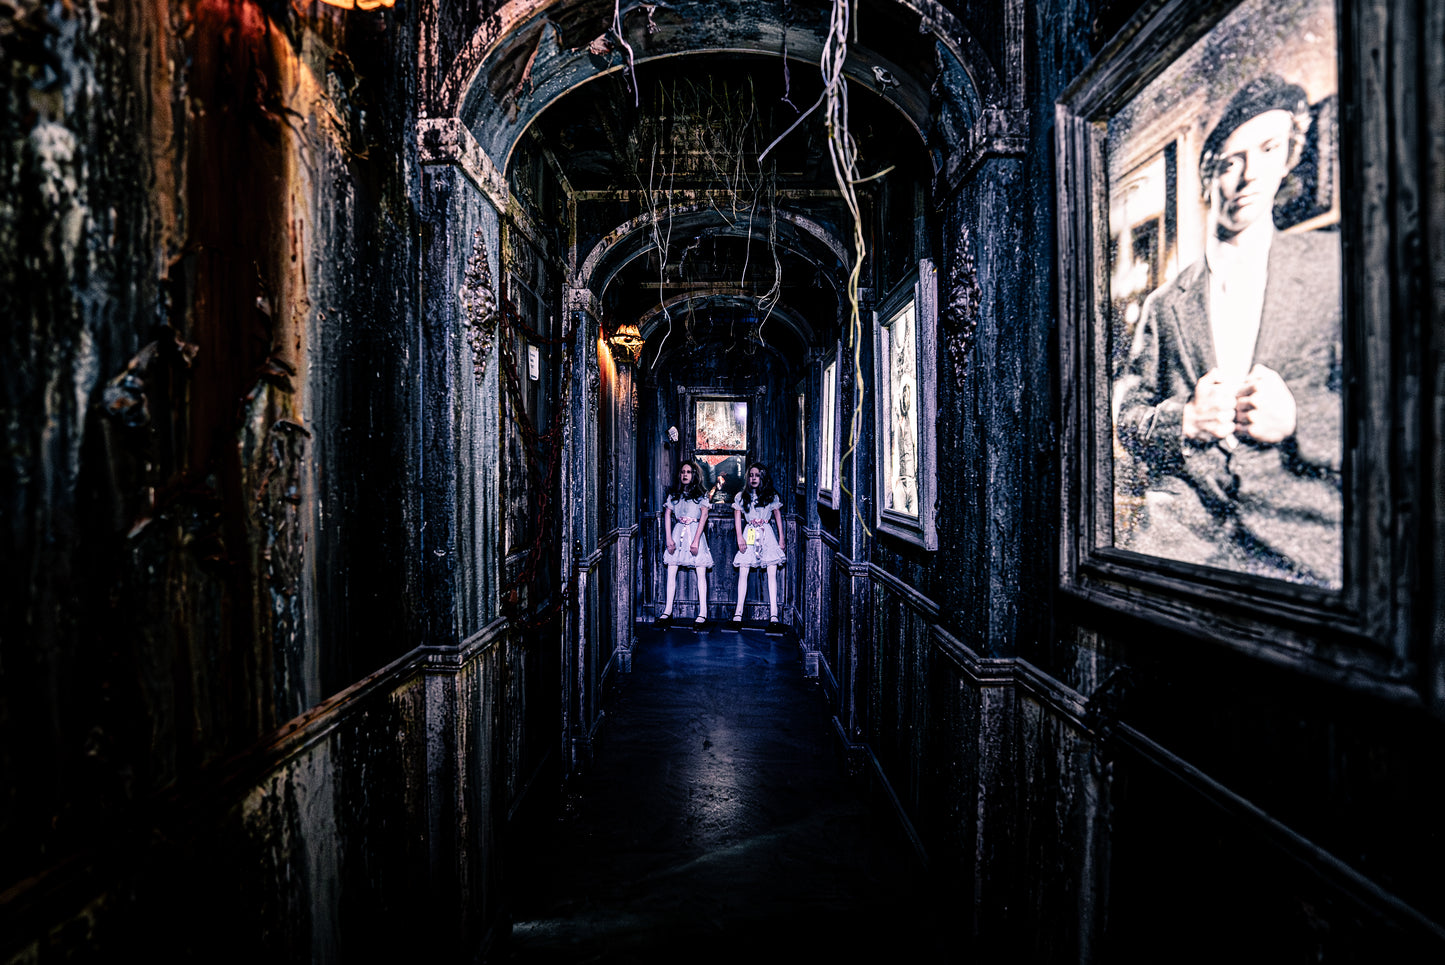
[656,613,672,627]
[693,616,708,628]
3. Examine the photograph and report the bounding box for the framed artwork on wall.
[795,381,807,495]
[872,261,938,549]
[817,345,842,510]
[1056,0,1424,698]
[684,390,752,507]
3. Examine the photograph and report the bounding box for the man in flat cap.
[1115,74,1342,587]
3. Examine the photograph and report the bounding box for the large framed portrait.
[872,262,938,549]
[817,344,842,510]
[1056,0,1422,695]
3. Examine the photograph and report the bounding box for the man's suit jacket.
[1115,229,1343,585]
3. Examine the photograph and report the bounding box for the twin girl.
[658,461,786,628]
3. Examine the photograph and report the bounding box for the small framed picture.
[795,381,807,495]
[817,345,842,510]
[872,261,938,549]
[684,390,751,506]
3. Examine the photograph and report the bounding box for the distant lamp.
[608,321,645,362]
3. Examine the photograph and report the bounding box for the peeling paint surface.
[1,0,455,956]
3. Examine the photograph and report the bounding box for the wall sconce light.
[607,321,645,363]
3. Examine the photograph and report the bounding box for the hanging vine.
[629,77,784,365]
[760,0,878,538]
[820,0,876,539]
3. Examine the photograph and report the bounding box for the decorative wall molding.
[601,524,639,546]
[931,625,1017,688]
[1108,720,1445,945]
[939,107,1030,195]
[942,220,983,384]
[417,118,508,209]
[421,616,511,670]
[566,286,600,319]
[1013,657,1090,724]
[867,563,941,619]
[504,192,549,257]
[862,617,1445,948]
[459,227,498,386]
[5,621,523,925]
[235,647,428,777]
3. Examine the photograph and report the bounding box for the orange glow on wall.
[317,0,396,9]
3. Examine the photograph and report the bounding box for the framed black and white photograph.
[1106,0,1341,590]
[872,262,938,549]
[817,346,841,510]
[1057,0,1420,693]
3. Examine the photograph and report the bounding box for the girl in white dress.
[660,460,713,627]
[731,462,786,625]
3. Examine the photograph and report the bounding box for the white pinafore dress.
[732,493,786,567]
[662,495,714,567]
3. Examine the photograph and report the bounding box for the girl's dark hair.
[742,461,777,509]
[669,460,706,500]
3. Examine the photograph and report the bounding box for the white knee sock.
[664,564,679,614]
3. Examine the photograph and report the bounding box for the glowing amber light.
[608,321,644,361]
[318,0,396,9]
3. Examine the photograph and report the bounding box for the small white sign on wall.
[527,344,540,381]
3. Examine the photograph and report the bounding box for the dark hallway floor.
[500,625,952,963]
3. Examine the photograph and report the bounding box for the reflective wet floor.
[501,625,950,963]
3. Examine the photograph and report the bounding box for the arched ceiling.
[446,0,999,169]
[531,53,926,350]
[577,198,850,298]
[434,0,1023,363]
[635,289,813,372]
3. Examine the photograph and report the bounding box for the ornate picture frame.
[1056,0,1424,698]
[872,261,939,550]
